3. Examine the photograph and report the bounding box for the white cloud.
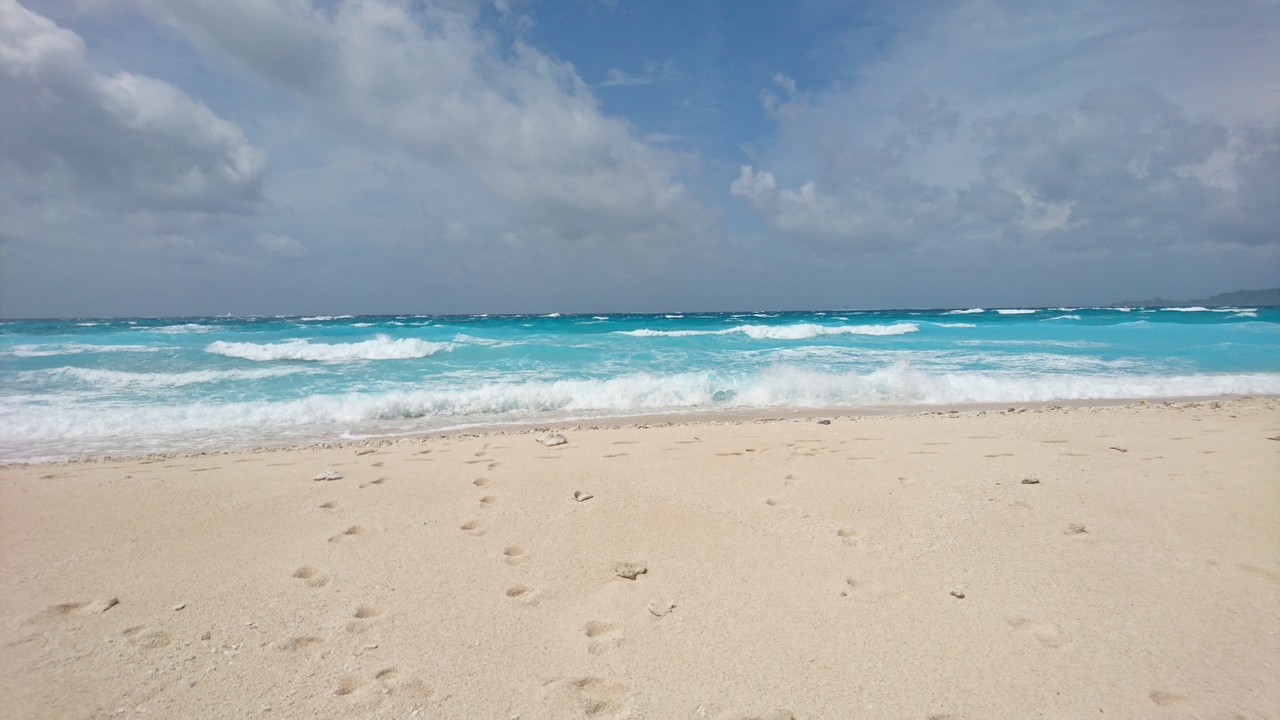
[133,0,710,246]
[0,0,266,216]
[734,0,1279,254]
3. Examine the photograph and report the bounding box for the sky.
[1,0,1277,317]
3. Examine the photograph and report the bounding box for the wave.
[617,323,919,340]
[5,343,160,357]
[1046,315,1082,320]
[947,308,985,314]
[299,315,354,321]
[145,323,220,334]
[206,335,451,362]
[934,323,977,328]
[6,364,1278,461]
[996,309,1037,315]
[30,366,306,389]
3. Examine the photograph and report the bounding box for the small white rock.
[573,490,594,502]
[313,469,342,481]
[172,602,186,611]
[541,433,568,447]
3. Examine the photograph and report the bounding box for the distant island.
[1116,288,1280,307]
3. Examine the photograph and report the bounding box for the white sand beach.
[2,399,1278,719]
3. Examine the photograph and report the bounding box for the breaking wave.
[206,335,451,362]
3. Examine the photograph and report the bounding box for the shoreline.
[8,393,1274,468]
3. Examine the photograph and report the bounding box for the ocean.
[2,306,1277,463]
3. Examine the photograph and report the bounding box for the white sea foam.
[146,323,221,334]
[666,314,684,319]
[6,365,1279,462]
[935,323,977,328]
[544,313,562,318]
[6,343,160,357]
[32,366,305,389]
[593,316,610,321]
[1233,311,1258,318]
[1046,315,1082,320]
[206,335,451,362]
[996,309,1037,315]
[299,315,354,321]
[352,322,373,328]
[617,323,919,340]
[947,308,985,314]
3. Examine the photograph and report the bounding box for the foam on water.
[618,322,918,339]
[2,307,1277,462]
[206,335,451,362]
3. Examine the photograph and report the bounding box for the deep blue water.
[2,306,1277,462]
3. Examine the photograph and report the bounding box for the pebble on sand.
[616,562,648,580]
[1021,478,1040,485]
[950,586,966,599]
[540,433,568,447]
[573,490,594,502]
[172,602,186,611]
[313,469,342,481]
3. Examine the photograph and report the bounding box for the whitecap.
[616,323,919,340]
[205,335,451,362]
[1045,315,1082,320]
[946,308,986,315]
[146,323,220,334]
[6,343,159,357]
[995,309,1037,315]
[935,323,977,328]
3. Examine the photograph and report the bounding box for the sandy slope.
[1,399,1278,719]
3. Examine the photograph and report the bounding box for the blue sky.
[1,0,1277,317]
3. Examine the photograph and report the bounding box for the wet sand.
[2,398,1277,719]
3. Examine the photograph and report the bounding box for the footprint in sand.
[583,620,623,655]
[347,604,383,632]
[1007,617,1063,648]
[293,566,331,587]
[460,520,485,536]
[320,501,339,510]
[1148,691,1191,707]
[480,495,498,507]
[123,625,172,649]
[473,477,490,487]
[375,668,434,698]
[503,546,528,565]
[837,528,865,548]
[764,498,785,507]
[841,577,889,600]
[336,676,368,697]
[540,677,632,718]
[358,477,387,488]
[505,585,539,605]
[329,526,366,543]
[276,635,325,652]
[43,598,119,619]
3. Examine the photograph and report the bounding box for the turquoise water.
[2,306,1277,462]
